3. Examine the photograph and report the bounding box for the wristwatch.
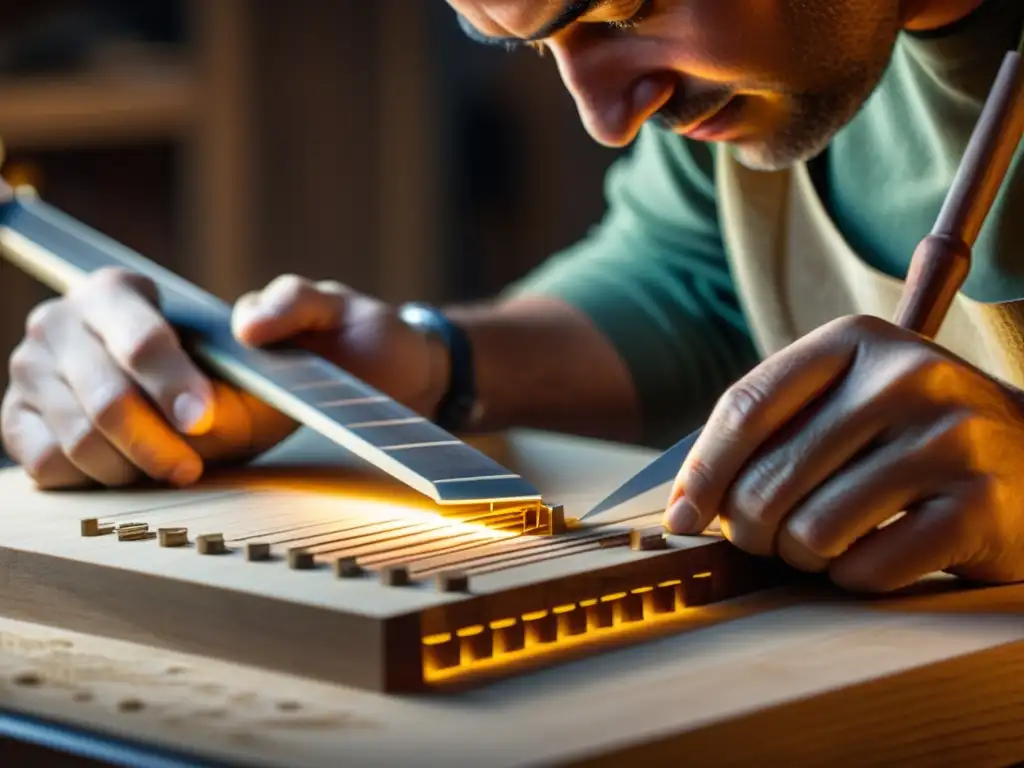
[397,302,478,432]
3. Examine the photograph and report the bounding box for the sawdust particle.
[118,698,146,713]
[276,700,301,712]
[72,691,94,703]
[12,671,42,687]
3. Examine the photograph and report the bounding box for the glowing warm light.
[421,578,713,683]
[422,564,725,683]
[423,633,452,646]
[216,487,522,545]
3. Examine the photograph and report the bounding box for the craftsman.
[2,0,1022,594]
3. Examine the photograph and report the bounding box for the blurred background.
[0,0,625,461]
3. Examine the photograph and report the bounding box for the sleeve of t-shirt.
[505,126,759,446]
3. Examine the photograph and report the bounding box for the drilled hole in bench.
[12,671,42,687]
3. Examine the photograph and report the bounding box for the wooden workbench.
[1,428,1023,767]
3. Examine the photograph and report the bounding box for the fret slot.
[351,421,451,448]
[382,443,523,483]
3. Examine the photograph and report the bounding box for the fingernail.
[664,497,699,533]
[173,392,212,434]
[169,458,203,486]
[233,304,276,345]
[242,301,275,325]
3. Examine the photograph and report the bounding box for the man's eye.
[590,0,654,30]
[525,0,654,56]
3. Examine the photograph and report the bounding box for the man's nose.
[549,43,674,147]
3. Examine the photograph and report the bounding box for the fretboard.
[0,194,541,506]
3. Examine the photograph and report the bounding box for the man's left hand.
[663,314,1024,592]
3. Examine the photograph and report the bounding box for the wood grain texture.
[0,432,1022,765]
[0,428,783,693]
[0,571,1021,766]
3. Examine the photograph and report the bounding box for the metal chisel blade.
[580,426,702,521]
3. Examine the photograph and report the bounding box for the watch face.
[398,303,434,329]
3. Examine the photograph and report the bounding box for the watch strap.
[398,302,477,432]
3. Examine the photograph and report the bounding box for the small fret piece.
[158,528,189,548]
[196,534,228,555]
[334,557,365,579]
[547,505,567,535]
[435,571,470,593]
[80,518,115,537]
[629,526,667,551]
[245,542,271,562]
[288,548,316,570]
[117,523,152,542]
[380,566,412,587]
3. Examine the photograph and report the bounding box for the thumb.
[662,457,718,535]
[231,276,348,347]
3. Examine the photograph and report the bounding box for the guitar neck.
[0,192,541,506]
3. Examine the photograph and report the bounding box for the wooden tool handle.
[892,48,1024,338]
[892,235,972,339]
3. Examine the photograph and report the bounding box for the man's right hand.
[0,269,449,490]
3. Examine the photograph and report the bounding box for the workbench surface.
[1,429,1023,767]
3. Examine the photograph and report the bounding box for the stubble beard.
[730,84,878,171]
[654,55,898,173]
[732,35,903,170]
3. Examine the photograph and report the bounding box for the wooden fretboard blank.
[0,196,541,505]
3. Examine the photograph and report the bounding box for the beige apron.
[715,145,1024,389]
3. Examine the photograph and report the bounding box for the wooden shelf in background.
[0,62,197,150]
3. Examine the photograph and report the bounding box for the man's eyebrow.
[456,1,602,47]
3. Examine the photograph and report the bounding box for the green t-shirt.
[512,0,1024,448]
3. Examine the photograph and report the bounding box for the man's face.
[449,0,906,170]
